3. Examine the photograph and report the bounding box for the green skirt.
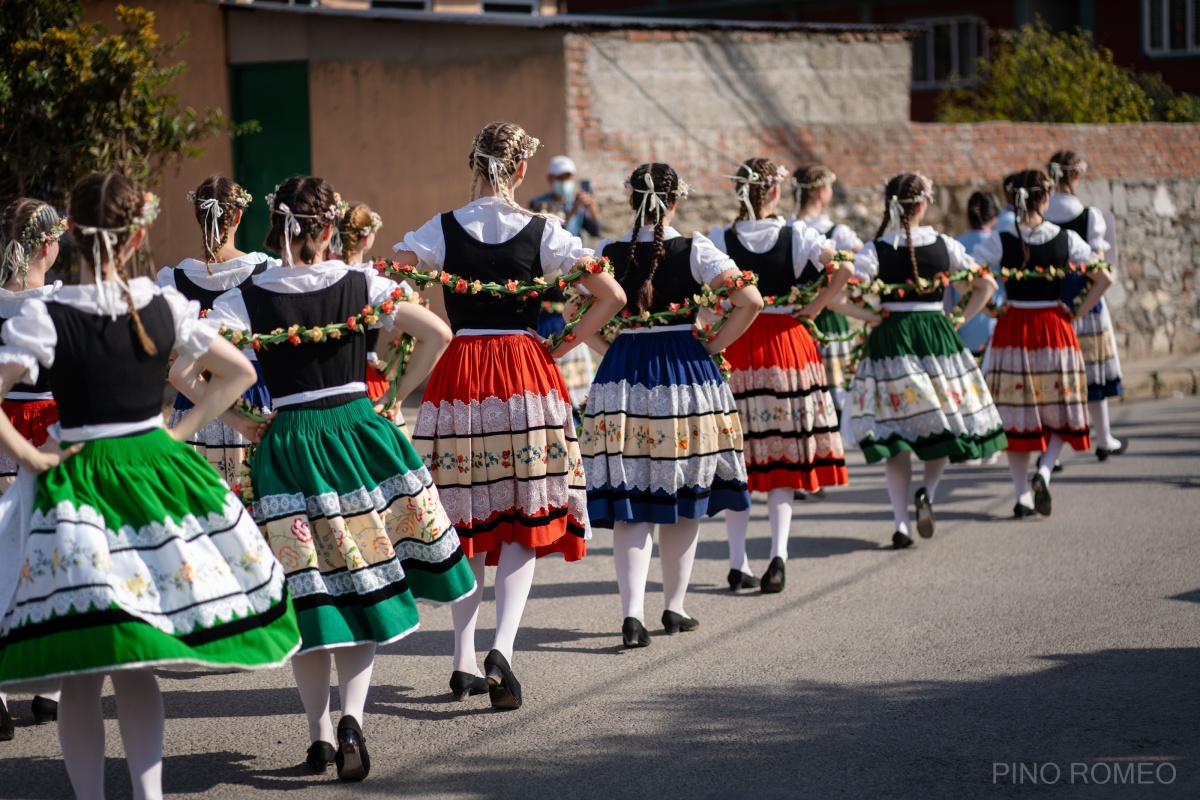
[847,310,1007,463]
[252,397,475,654]
[813,308,854,388]
[0,428,300,689]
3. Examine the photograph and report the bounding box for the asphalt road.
[2,397,1198,799]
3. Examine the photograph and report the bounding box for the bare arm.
[0,363,82,472]
[702,268,764,355]
[796,261,854,319]
[386,303,453,404]
[958,271,998,325]
[827,293,883,325]
[168,337,258,443]
[549,266,626,359]
[1073,267,1113,319]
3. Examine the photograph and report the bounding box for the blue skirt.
[580,328,750,527]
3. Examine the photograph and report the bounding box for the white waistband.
[53,414,163,444]
[1007,300,1061,309]
[761,305,795,315]
[6,391,53,402]
[273,382,367,408]
[881,302,944,313]
[618,323,694,335]
[455,328,535,338]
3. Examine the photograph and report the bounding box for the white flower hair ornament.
[726,166,791,220]
[794,170,836,190]
[129,192,161,232]
[519,135,543,161]
[359,211,383,238]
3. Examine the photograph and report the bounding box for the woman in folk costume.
[974,169,1110,518]
[0,198,66,739]
[334,202,393,405]
[583,162,762,646]
[396,122,624,710]
[0,172,300,799]
[848,173,1006,549]
[157,176,276,495]
[1045,150,1125,461]
[710,158,850,594]
[207,175,475,780]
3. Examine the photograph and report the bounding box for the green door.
[230,61,311,255]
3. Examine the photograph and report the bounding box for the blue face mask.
[552,180,576,201]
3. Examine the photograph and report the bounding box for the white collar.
[174,252,270,275]
[54,277,159,313]
[732,218,786,232]
[801,212,833,229]
[258,259,350,278]
[1047,193,1086,218]
[878,224,937,247]
[620,225,683,243]
[0,280,62,301]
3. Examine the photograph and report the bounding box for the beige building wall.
[85,1,235,272]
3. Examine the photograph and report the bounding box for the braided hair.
[874,173,933,290]
[1004,169,1054,271]
[68,172,159,355]
[336,202,381,263]
[731,157,785,222]
[264,176,339,266]
[468,121,546,219]
[792,164,836,216]
[625,162,686,314]
[1047,150,1085,195]
[189,175,250,271]
[0,198,62,289]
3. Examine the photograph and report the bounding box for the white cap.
[547,155,577,177]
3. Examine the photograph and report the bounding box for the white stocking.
[659,519,700,616]
[766,487,793,561]
[922,456,949,501]
[492,541,536,665]
[1088,399,1120,450]
[451,554,487,675]
[723,507,752,572]
[613,521,654,622]
[291,649,334,744]
[333,643,376,727]
[1038,434,1067,487]
[884,452,913,535]
[1007,450,1033,507]
[111,670,164,800]
[58,673,107,800]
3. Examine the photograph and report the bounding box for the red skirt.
[0,398,58,478]
[986,306,1090,452]
[411,333,588,565]
[725,313,848,492]
[365,363,389,402]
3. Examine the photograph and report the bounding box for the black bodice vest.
[46,295,174,428]
[999,229,1071,302]
[1056,208,1090,241]
[241,270,368,404]
[173,262,268,311]
[874,236,950,304]
[440,213,546,333]
[605,237,700,323]
[722,226,814,297]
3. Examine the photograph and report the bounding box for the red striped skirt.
[986,306,1090,452]
[412,333,588,565]
[725,313,848,492]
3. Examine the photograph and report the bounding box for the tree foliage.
[938,21,1200,124]
[0,2,240,206]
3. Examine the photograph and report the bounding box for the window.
[909,16,987,89]
[482,1,538,13]
[1144,0,1200,55]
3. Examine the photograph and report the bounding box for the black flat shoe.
[1031,473,1052,517]
[760,556,785,594]
[30,696,57,725]
[621,617,651,648]
[1037,455,1064,474]
[892,531,913,550]
[913,487,935,539]
[661,610,699,635]
[306,740,336,773]
[1013,503,1037,519]
[449,671,489,702]
[0,702,13,742]
[483,650,522,710]
[334,716,370,782]
[1096,440,1127,462]
[727,569,760,591]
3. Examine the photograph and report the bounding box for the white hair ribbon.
[276,203,303,267]
[2,240,25,278]
[887,195,904,247]
[474,150,510,195]
[1014,187,1030,214]
[1048,162,1063,186]
[631,172,669,231]
[330,229,344,260]
[198,198,224,258]
[727,169,761,221]
[72,225,129,320]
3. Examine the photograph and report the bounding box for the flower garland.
[217,286,418,351]
[993,260,1111,282]
[187,187,252,209]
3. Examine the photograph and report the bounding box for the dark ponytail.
[876,173,932,290]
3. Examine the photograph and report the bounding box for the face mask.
[552,180,576,200]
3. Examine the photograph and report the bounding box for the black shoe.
[914,487,935,539]
[1031,473,1052,517]
[892,531,913,549]
[0,701,12,742]
[661,610,700,635]
[621,617,651,648]
[483,650,522,710]
[30,696,57,725]
[306,740,336,773]
[449,671,488,702]
[334,716,370,782]
[727,569,760,591]
[760,557,785,594]
[794,489,809,501]
[1096,440,1127,462]
[1013,503,1037,519]
[1037,455,1064,473]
